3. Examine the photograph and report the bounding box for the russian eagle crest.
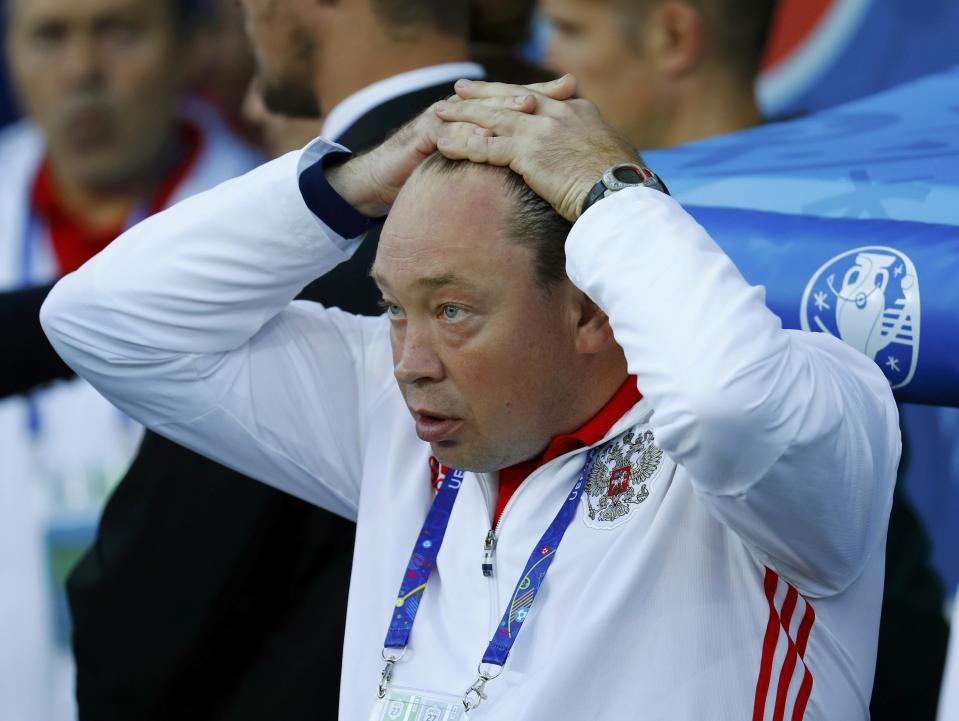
[583,428,664,529]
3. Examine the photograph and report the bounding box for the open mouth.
[412,411,464,443]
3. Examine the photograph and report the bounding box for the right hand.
[325,75,578,218]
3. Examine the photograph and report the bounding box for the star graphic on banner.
[886,356,901,372]
[813,291,831,312]
[894,264,904,277]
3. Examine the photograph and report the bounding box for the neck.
[314,20,469,115]
[557,351,630,437]
[646,73,760,150]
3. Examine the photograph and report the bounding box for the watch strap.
[581,162,669,216]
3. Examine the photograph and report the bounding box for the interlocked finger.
[437,131,515,169]
[435,99,535,136]
[454,75,576,103]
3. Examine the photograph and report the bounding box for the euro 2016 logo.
[800,246,920,388]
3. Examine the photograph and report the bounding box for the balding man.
[42,79,899,720]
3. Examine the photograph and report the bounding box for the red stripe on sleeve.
[772,586,799,721]
[790,601,817,720]
[753,568,781,721]
[791,670,814,721]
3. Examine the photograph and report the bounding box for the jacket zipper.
[476,472,501,634]
[481,462,553,578]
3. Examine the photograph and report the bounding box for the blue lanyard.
[385,467,466,649]
[381,447,601,702]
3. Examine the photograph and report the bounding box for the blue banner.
[647,65,959,408]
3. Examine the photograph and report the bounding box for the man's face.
[6,0,184,188]
[373,170,584,472]
[540,0,666,148]
[236,0,319,117]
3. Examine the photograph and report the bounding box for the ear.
[571,290,615,355]
[644,0,706,79]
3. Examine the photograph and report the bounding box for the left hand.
[434,77,639,223]
[326,76,579,218]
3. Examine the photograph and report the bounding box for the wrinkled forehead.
[372,167,531,290]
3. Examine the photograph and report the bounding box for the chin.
[430,441,511,474]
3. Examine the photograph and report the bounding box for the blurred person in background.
[538,1,950,718]
[0,0,260,718]
[61,1,521,720]
[238,0,549,161]
[469,0,552,85]
[541,0,769,150]
[188,0,260,144]
[242,81,324,158]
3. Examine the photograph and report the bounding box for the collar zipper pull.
[482,529,497,577]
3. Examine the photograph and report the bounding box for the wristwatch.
[581,162,669,216]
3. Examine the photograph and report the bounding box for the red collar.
[494,375,642,526]
[31,122,202,276]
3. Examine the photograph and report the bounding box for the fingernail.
[435,102,448,114]
[455,79,471,88]
[514,95,530,105]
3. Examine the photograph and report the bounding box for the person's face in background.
[236,0,320,117]
[539,0,671,148]
[6,0,186,190]
[241,81,322,159]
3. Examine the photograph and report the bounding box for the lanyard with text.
[379,447,601,711]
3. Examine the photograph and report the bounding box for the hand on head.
[324,76,581,219]
[434,76,640,223]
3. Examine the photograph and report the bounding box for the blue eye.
[382,302,405,319]
[441,305,465,321]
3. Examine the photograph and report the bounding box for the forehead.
[372,168,533,290]
[8,0,168,25]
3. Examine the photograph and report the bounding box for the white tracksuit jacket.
[41,139,900,721]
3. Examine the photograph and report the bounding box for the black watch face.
[613,166,644,184]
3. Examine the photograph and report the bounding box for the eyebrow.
[369,270,477,292]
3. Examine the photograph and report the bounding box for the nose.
[62,33,104,89]
[393,323,444,386]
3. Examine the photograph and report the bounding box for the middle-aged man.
[42,79,900,720]
[0,0,259,718]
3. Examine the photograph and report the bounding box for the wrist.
[325,154,389,219]
[579,161,669,218]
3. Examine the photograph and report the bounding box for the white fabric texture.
[42,139,901,721]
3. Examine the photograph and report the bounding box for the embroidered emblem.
[583,428,663,529]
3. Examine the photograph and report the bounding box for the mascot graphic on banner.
[800,245,920,388]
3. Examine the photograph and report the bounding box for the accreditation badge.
[370,687,468,721]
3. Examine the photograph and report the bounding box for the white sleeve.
[40,139,393,520]
[565,188,901,597]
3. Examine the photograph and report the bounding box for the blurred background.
[0,0,957,719]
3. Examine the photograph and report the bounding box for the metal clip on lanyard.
[377,647,405,699]
[378,448,601,711]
